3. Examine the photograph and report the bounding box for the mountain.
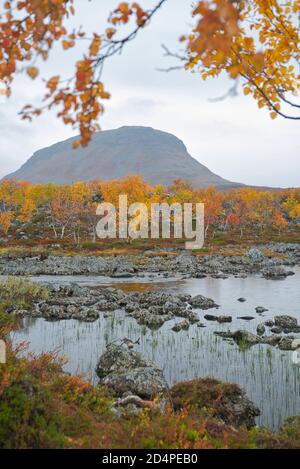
[4,126,243,189]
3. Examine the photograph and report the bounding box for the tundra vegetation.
[0,281,300,449]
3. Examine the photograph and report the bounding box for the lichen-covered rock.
[189,294,219,309]
[278,337,300,351]
[217,315,232,323]
[233,330,261,346]
[247,248,264,263]
[96,344,169,401]
[274,315,298,329]
[215,330,261,348]
[257,323,266,336]
[255,306,268,314]
[96,343,152,379]
[170,377,260,429]
[262,266,293,279]
[172,320,190,332]
[102,367,169,400]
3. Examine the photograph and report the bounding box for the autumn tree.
[0,210,14,235]
[1,0,299,150]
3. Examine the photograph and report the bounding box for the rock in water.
[255,306,268,314]
[257,323,266,335]
[189,294,219,309]
[96,343,169,401]
[274,315,298,329]
[172,320,190,332]
[262,266,292,279]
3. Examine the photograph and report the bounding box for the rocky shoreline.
[1,244,300,278]
[95,341,260,429]
[10,278,300,352]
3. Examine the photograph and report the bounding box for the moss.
[171,377,240,414]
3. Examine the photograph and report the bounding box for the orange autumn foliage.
[1,1,299,149]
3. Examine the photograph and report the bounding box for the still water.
[11,268,300,430]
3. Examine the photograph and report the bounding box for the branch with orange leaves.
[16,1,168,148]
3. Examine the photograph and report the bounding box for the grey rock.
[262,266,291,279]
[96,343,169,401]
[264,320,275,327]
[271,326,283,334]
[237,316,255,321]
[256,323,266,335]
[247,248,264,263]
[172,320,190,332]
[274,315,298,329]
[189,294,219,309]
[217,316,232,323]
[204,314,219,321]
[255,306,268,314]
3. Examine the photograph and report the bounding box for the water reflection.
[11,268,300,431]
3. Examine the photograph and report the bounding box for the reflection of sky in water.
[11,268,300,431]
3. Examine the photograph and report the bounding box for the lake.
[11,268,300,430]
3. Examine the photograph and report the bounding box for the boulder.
[189,294,219,309]
[217,316,232,323]
[96,343,152,379]
[274,315,298,329]
[255,306,268,314]
[247,248,264,263]
[170,377,260,429]
[204,314,219,321]
[232,330,261,347]
[262,266,291,279]
[278,337,299,351]
[102,367,169,400]
[96,343,169,401]
[261,335,282,346]
[256,323,266,336]
[264,320,275,327]
[172,320,190,332]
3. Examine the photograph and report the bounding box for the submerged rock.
[233,330,261,346]
[215,330,261,347]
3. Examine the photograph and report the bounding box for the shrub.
[0,277,49,311]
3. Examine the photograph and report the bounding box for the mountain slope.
[5,126,242,189]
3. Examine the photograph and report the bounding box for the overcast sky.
[0,0,299,187]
